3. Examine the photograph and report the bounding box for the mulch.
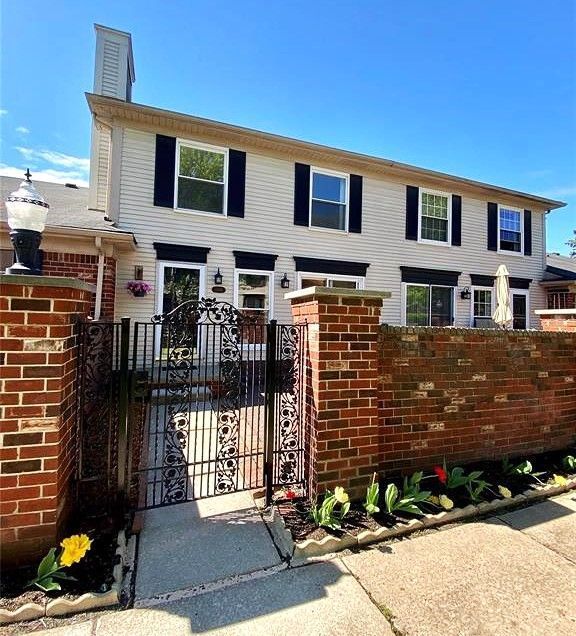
[0,529,118,613]
[278,448,575,544]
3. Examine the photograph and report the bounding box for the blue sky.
[1,1,574,253]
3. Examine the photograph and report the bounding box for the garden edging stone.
[269,477,576,560]
[0,529,127,625]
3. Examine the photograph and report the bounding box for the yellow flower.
[439,495,454,510]
[59,534,92,567]
[498,485,512,499]
[553,474,568,486]
[428,495,440,506]
[334,486,349,504]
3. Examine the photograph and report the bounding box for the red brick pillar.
[0,275,94,567]
[287,287,390,499]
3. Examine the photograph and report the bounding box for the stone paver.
[497,492,576,562]
[135,491,281,599]
[343,514,576,636]
[101,560,393,635]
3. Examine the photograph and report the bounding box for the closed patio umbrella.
[492,264,513,329]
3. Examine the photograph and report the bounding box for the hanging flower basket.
[126,281,152,297]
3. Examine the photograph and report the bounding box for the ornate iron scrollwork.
[153,299,257,502]
[76,322,119,516]
[275,326,303,485]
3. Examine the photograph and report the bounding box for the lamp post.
[4,169,49,275]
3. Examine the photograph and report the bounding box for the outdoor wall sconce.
[4,169,49,275]
[214,268,223,285]
[460,286,472,300]
[280,273,290,289]
[134,265,144,280]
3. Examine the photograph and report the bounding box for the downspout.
[94,237,105,320]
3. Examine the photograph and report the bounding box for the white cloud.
[15,126,30,134]
[15,147,90,172]
[0,164,89,188]
[4,146,90,187]
[0,109,7,116]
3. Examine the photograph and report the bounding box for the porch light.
[4,169,49,275]
[460,286,471,300]
[280,273,290,289]
[214,268,223,285]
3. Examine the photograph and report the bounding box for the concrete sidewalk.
[24,491,576,636]
[344,491,576,636]
[135,490,282,600]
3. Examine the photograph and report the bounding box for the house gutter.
[94,237,105,320]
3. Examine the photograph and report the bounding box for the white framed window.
[498,205,523,254]
[511,290,529,330]
[418,190,451,244]
[471,287,494,327]
[155,261,206,355]
[155,261,206,316]
[175,140,228,214]
[403,283,454,327]
[309,168,349,231]
[298,272,365,290]
[234,269,274,322]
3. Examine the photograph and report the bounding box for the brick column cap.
[535,309,576,316]
[285,286,391,302]
[0,274,96,293]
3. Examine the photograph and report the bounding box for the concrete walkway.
[135,491,282,600]
[26,492,576,636]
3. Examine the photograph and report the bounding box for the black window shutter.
[348,174,363,233]
[405,186,419,240]
[524,210,532,256]
[227,149,246,217]
[487,202,498,251]
[153,135,176,208]
[451,195,462,246]
[294,163,311,226]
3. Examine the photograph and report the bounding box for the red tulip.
[434,466,447,484]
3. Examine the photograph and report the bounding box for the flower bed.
[0,529,128,625]
[271,448,576,559]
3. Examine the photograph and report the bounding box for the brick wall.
[0,276,93,567]
[42,252,116,319]
[539,311,576,333]
[378,326,576,475]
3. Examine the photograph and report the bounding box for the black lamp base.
[5,262,42,276]
[6,229,42,276]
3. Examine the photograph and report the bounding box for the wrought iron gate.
[76,299,307,515]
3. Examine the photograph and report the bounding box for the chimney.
[93,24,135,102]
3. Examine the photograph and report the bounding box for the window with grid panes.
[420,192,449,242]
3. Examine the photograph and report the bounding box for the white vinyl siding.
[100,40,121,97]
[88,122,111,211]
[113,128,548,329]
